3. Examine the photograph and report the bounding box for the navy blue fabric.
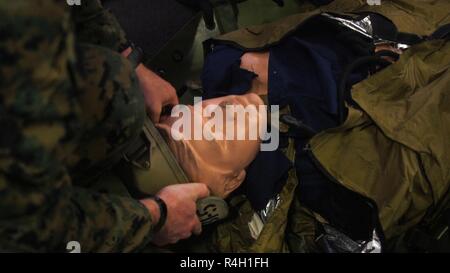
[202,26,368,213]
[202,45,257,99]
[242,149,293,210]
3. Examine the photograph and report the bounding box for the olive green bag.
[199,0,450,253]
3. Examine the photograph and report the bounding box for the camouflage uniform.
[0,0,153,252]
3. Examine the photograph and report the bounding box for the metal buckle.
[197,197,229,225]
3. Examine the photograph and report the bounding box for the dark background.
[104,0,198,60]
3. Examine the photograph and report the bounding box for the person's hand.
[375,43,403,63]
[135,64,179,123]
[140,183,210,246]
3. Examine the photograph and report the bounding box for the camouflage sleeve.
[0,1,154,252]
[71,0,128,51]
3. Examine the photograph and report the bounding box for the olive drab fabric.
[0,1,154,252]
[209,137,300,253]
[213,0,450,50]
[204,0,450,253]
[199,106,320,253]
[310,39,450,241]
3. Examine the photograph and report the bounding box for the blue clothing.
[202,26,368,219]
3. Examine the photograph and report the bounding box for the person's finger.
[180,231,192,240]
[161,92,178,109]
[169,237,180,245]
[168,91,179,105]
[192,217,202,236]
[152,236,167,247]
[148,104,162,123]
[188,183,210,200]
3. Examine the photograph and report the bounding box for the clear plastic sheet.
[258,194,282,224]
[322,12,410,50]
[322,13,374,39]
[317,224,382,253]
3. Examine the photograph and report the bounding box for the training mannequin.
[157,93,267,198]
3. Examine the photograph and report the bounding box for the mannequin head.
[157,93,266,198]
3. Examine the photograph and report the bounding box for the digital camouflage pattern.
[0,0,153,252]
[72,0,127,52]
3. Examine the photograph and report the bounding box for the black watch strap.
[151,195,167,233]
[118,40,132,53]
[127,42,144,69]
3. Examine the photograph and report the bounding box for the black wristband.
[126,42,144,69]
[151,195,167,233]
[118,40,132,53]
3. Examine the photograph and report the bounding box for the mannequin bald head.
[157,93,266,198]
